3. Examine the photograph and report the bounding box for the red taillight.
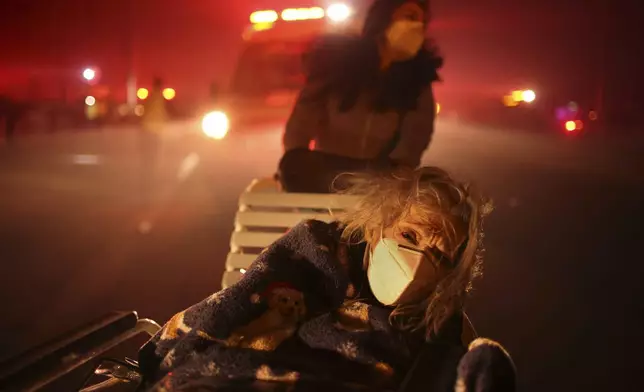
[564,120,583,132]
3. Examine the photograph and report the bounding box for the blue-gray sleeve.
[283,79,327,151]
[389,86,437,167]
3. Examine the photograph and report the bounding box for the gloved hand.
[455,338,517,392]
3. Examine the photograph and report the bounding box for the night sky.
[0,0,642,105]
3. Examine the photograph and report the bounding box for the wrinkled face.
[268,287,306,321]
[373,205,468,289]
[391,206,466,259]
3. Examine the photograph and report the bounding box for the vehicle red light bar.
[282,7,325,21]
[250,3,351,24]
[250,10,278,24]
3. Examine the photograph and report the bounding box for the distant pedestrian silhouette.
[138,77,168,201]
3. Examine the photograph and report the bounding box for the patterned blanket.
[138,220,515,391]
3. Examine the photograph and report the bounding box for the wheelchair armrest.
[0,310,160,392]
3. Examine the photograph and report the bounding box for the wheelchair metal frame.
[0,311,160,392]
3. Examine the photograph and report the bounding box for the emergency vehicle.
[501,87,595,134]
[201,2,367,140]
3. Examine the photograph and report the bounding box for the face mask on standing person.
[385,20,425,61]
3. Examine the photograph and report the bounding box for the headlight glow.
[521,89,536,103]
[327,3,352,22]
[202,111,229,139]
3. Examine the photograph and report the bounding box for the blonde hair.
[334,166,493,339]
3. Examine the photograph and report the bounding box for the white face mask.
[385,20,425,60]
[367,237,436,306]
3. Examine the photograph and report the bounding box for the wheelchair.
[0,177,358,391]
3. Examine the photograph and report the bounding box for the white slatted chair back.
[222,178,359,288]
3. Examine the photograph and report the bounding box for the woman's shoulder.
[292,219,367,263]
[285,219,345,252]
[394,49,443,87]
[293,218,343,236]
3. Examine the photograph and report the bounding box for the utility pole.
[125,0,137,112]
[595,0,608,133]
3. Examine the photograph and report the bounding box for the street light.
[162,88,176,100]
[137,88,149,100]
[82,68,96,82]
[85,96,96,106]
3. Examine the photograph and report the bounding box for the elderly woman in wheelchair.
[134,166,516,391]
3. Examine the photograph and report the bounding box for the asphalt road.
[0,118,642,391]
